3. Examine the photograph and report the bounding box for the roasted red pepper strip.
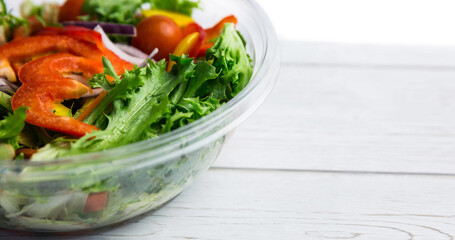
[0,28,133,82]
[37,26,132,75]
[12,53,102,137]
[2,27,134,137]
[37,26,105,50]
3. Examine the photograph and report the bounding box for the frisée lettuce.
[0,23,253,231]
[33,23,251,159]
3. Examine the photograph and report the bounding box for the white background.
[6,0,455,46]
[257,0,455,46]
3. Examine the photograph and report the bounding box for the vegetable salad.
[0,0,252,230]
[0,0,251,160]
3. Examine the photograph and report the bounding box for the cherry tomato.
[132,16,183,60]
[59,0,86,22]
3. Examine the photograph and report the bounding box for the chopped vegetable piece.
[167,32,200,71]
[93,25,146,66]
[0,26,133,82]
[205,23,252,99]
[0,0,29,43]
[20,0,60,26]
[84,192,108,213]
[0,143,14,160]
[11,54,101,137]
[54,103,71,117]
[59,0,86,22]
[193,15,238,58]
[182,22,206,57]
[0,106,26,150]
[61,21,137,36]
[205,15,237,42]
[76,91,106,121]
[12,16,43,40]
[80,0,143,25]
[16,148,37,158]
[0,91,11,112]
[150,0,200,17]
[142,9,194,27]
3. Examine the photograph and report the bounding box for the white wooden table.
[3,41,455,239]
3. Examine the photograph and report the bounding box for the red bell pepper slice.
[36,26,132,74]
[1,27,133,82]
[12,53,102,137]
[2,27,134,137]
[205,15,238,42]
[182,23,206,58]
[194,15,238,57]
[37,26,105,50]
[198,42,215,58]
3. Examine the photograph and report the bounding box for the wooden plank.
[214,64,455,174]
[281,41,455,67]
[3,169,455,239]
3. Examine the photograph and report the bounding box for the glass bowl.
[0,0,280,232]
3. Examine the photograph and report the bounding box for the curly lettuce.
[150,0,200,16]
[80,0,145,25]
[33,23,252,160]
[204,23,253,101]
[0,107,27,149]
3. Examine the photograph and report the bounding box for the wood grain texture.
[214,44,455,174]
[280,41,455,68]
[3,169,455,239]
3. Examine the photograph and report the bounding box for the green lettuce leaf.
[151,0,200,16]
[205,23,253,100]
[32,24,253,160]
[81,0,144,25]
[0,0,29,43]
[34,56,196,158]
[0,106,27,149]
[0,91,12,113]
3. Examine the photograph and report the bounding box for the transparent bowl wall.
[0,0,280,232]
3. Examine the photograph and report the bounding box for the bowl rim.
[0,0,280,171]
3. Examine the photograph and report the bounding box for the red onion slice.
[0,77,18,94]
[139,49,159,68]
[81,88,104,98]
[94,25,145,66]
[61,21,137,36]
[114,43,148,59]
